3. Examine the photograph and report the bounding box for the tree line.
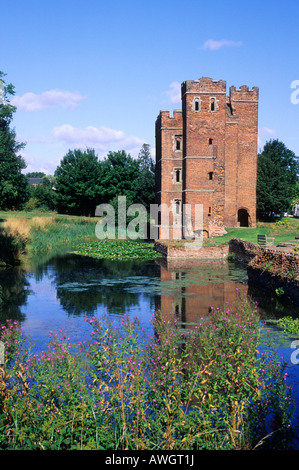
[24,145,155,215]
[0,70,298,219]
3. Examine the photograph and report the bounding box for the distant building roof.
[28,178,44,185]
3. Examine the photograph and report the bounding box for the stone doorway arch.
[238,208,249,227]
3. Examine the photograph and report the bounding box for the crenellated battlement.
[156,109,183,129]
[181,77,226,97]
[229,85,259,101]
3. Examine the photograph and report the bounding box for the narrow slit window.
[209,138,213,145]
[174,199,181,215]
[174,168,182,183]
[174,136,182,151]
[210,98,215,111]
[194,98,200,111]
[208,207,212,216]
[208,171,213,180]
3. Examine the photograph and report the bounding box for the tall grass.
[0,294,295,450]
[0,215,98,263]
[28,216,97,253]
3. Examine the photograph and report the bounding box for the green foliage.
[277,316,299,335]
[55,148,102,216]
[134,143,155,209]
[99,150,140,204]
[257,139,299,217]
[28,177,57,211]
[0,295,295,450]
[23,197,39,211]
[0,71,29,210]
[275,287,285,297]
[54,145,155,217]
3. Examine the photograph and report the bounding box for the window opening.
[208,207,212,216]
[174,168,182,183]
[194,98,200,111]
[174,199,181,215]
[210,98,215,111]
[209,138,213,145]
[208,171,213,180]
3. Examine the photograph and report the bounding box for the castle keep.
[155,77,259,239]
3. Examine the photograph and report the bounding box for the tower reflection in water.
[155,257,248,328]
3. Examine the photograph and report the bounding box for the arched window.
[174,168,182,183]
[175,136,182,151]
[193,97,201,112]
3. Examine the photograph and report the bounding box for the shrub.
[23,198,38,212]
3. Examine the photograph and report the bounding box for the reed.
[0,214,98,264]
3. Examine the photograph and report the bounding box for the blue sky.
[1,0,298,174]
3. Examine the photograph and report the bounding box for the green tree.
[257,139,299,217]
[135,143,155,209]
[0,71,29,209]
[55,148,101,216]
[31,177,57,210]
[99,150,140,204]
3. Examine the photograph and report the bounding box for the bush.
[23,197,38,211]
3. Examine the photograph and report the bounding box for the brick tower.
[155,77,259,239]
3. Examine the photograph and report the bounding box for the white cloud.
[259,127,276,137]
[201,39,243,51]
[52,124,144,156]
[12,89,85,111]
[258,127,277,150]
[165,82,181,105]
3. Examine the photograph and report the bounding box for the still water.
[1,252,299,445]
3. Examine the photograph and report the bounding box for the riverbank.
[229,238,299,304]
[0,211,162,265]
[0,212,98,266]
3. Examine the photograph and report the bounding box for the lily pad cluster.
[72,239,162,261]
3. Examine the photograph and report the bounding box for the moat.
[1,252,299,447]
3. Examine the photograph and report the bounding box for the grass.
[209,217,299,246]
[0,294,295,450]
[0,211,99,263]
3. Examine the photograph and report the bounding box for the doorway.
[238,208,249,227]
